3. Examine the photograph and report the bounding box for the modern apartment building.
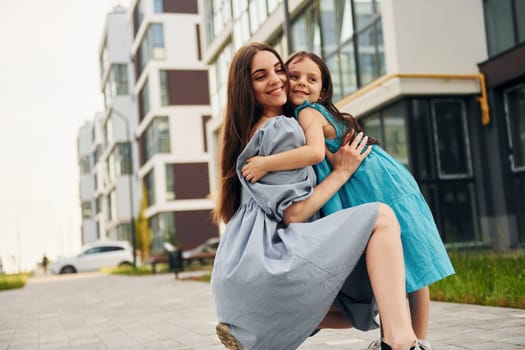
[129,0,218,253]
[77,6,140,249]
[201,0,525,250]
[77,120,97,243]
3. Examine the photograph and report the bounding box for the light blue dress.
[296,101,455,293]
[212,116,381,350]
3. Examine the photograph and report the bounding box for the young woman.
[211,42,422,350]
[241,51,455,349]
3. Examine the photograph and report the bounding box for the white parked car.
[49,241,133,274]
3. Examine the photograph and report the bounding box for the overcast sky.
[0,0,131,272]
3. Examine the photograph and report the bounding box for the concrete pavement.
[0,272,524,349]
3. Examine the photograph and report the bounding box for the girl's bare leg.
[366,204,417,350]
[408,287,430,340]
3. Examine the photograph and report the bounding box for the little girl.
[242,51,455,350]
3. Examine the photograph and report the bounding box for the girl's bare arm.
[242,108,326,183]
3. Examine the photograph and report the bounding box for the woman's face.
[287,56,324,107]
[250,50,288,117]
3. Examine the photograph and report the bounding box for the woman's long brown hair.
[285,51,378,145]
[213,42,290,224]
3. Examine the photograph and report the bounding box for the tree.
[135,185,152,261]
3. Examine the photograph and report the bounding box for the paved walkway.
[0,272,524,349]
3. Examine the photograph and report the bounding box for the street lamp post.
[111,108,137,268]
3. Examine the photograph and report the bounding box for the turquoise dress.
[296,101,455,293]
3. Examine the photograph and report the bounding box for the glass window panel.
[340,40,357,96]
[256,0,267,24]
[82,202,93,218]
[361,112,382,143]
[326,54,343,101]
[80,156,90,174]
[383,103,408,166]
[354,0,374,31]
[484,0,514,56]
[160,70,169,106]
[410,99,434,179]
[514,177,525,243]
[319,0,338,54]
[153,0,163,13]
[437,183,479,243]
[113,64,129,95]
[158,118,171,152]
[145,170,155,206]
[150,23,165,59]
[504,83,525,170]
[339,0,354,43]
[249,0,258,33]
[376,20,385,75]
[431,100,472,177]
[116,223,132,242]
[116,143,131,175]
[165,164,175,200]
[292,14,307,52]
[357,26,376,86]
[517,0,525,44]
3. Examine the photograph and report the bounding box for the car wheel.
[60,266,76,274]
[118,262,132,268]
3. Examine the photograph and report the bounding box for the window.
[166,164,175,200]
[113,64,129,95]
[154,0,163,13]
[210,43,234,116]
[144,170,156,206]
[204,0,232,45]
[95,196,102,214]
[483,0,525,57]
[291,4,321,55]
[361,102,408,165]
[149,212,175,253]
[138,79,150,122]
[82,201,93,218]
[79,156,90,174]
[116,223,132,242]
[504,83,525,171]
[116,143,132,175]
[431,100,472,178]
[313,0,383,98]
[143,117,170,163]
[137,23,165,77]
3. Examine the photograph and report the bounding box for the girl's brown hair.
[285,51,378,145]
[213,42,290,224]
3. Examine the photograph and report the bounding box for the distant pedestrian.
[42,254,49,274]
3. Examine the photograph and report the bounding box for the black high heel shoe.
[381,339,422,350]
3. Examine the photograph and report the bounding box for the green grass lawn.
[0,273,30,291]
[430,249,525,309]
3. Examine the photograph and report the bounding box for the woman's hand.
[326,132,371,181]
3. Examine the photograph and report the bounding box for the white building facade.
[129,0,218,253]
[201,0,525,250]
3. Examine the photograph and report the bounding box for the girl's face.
[251,50,288,117]
[287,57,324,106]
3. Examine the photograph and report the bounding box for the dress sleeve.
[236,117,316,222]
